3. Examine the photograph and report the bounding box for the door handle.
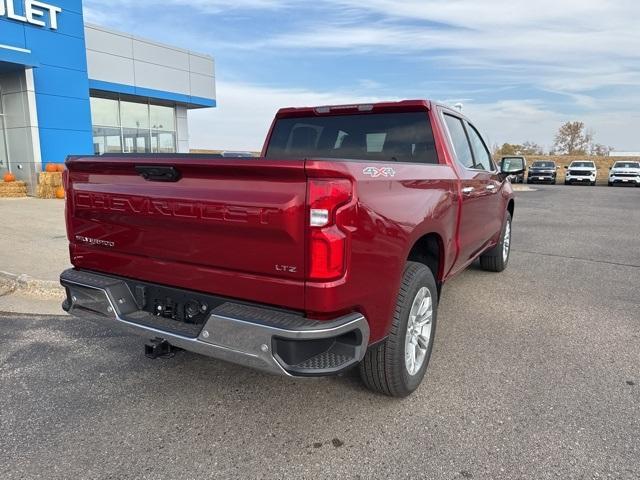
[135,165,181,182]
[486,184,496,191]
[461,186,475,195]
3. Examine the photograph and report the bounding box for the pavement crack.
[513,249,640,268]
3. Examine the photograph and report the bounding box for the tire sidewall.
[398,267,438,393]
[500,212,512,267]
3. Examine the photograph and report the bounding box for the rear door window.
[466,123,494,171]
[266,112,439,164]
[443,114,474,169]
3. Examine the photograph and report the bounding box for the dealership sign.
[0,0,61,29]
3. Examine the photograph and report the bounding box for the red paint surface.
[65,100,514,343]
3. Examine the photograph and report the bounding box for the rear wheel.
[479,211,512,272]
[359,262,437,397]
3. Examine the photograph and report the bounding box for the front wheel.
[479,211,512,272]
[359,262,437,397]
[591,181,596,186]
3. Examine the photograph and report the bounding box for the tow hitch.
[144,338,180,359]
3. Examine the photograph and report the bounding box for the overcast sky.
[84,0,640,152]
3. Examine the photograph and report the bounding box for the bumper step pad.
[60,269,369,377]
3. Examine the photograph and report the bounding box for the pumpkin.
[56,164,65,172]
[45,163,58,172]
[3,172,16,182]
[55,186,65,199]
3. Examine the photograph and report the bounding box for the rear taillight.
[307,179,352,281]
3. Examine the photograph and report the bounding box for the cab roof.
[276,100,433,118]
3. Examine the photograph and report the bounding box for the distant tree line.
[493,121,613,157]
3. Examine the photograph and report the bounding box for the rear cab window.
[265,112,439,164]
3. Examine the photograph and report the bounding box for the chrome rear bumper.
[60,269,369,376]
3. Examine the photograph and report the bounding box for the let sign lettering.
[1,0,61,30]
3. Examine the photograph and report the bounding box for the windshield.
[613,162,640,169]
[571,161,595,168]
[531,162,555,168]
[265,112,438,164]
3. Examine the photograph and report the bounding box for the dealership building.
[0,0,216,192]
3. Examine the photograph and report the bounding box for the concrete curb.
[0,271,64,298]
[512,185,537,192]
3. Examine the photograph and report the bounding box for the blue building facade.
[0,0,216,192]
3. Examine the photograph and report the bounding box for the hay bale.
[37,172,64,198]
[0,181,27,198]
[39,171,63,187]
[37,183,56,198]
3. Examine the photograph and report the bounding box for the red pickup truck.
[60,100,523,397]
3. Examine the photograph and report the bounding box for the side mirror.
[564,165,568,169]
[609,167,612,170]
[501,157,525,175]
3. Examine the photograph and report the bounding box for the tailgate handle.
[135,165,181,182]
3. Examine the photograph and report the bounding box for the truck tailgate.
[65,156,307,309]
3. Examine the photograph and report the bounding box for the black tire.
[591,181,596,186]
[479,211,512,272]
[608,182,613,187]
[359,262,438,397]
[564,181,570,185]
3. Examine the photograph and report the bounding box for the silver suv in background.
[608,161,640,187]
[565,160,597,186]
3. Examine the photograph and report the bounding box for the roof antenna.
[454,103,463,112]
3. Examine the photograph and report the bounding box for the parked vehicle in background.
[60,100,523,397]
[527,160,557,184]
[502,155,527,183]
[608,161,640,186]
[565,160,597,186]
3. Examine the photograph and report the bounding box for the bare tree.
[590,143,613,156]
[552,121,591,155]
[520,141,544,155]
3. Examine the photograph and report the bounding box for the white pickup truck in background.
[608,161,640,187]
[565,160,597,186]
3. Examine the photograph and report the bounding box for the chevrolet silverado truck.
[564,160,597,186]
[608,161,640,186]
[60,100,522,397]
[527,160,558,184]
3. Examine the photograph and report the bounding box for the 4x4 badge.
[363,166,395,178]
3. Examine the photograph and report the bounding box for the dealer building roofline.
[0,1,216,195]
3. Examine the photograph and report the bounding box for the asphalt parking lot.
[1,185,639,480]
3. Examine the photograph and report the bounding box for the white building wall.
[84,23,216,103]
[176,105,189,153]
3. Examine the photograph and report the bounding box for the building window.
[90,96,177,154]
